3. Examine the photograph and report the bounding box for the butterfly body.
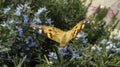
[31,17,91,47]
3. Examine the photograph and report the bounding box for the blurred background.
[86,0,120,36]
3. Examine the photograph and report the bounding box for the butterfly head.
[83,17,92,24]
[30,24,43,34]
[81,16,93,29]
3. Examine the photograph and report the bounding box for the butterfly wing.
[30,17,91,48]
[65,17,91,43]
[66,22,83,43]
[42,26,65,43]
[43,26,70,47]
[31,24,65,45]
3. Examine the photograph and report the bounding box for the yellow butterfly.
[31,18,91,48]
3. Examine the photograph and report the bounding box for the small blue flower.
[0,46,5,49]
[46,18,51,24]
[18,45,22,49]
[32,17,41,24]
[114,48,120,53]
[24,3,30,9]
[25,58,30,62]
[23,15,29,24]
[100,39,108,44]
[91,46,96,50]
[15,9,21,16]
[4,7,11,14]
[106,40,113,45]
[9,19,15,24]
[96,46,102,51]
[17,26,23,37]
[25,48,30,51]
[25,36,32,44]
[20,52,24,56]
[1,21,7,27]
[34,7,46,16]
[48,52,58,60]
[72,53,79,59]
[76,32,85,40]
[91,45,102,51]
[106,43,116,51]
[114,36,120,41]
[64,1,69,5]
[15,4,23,16]
[30,41,37,47]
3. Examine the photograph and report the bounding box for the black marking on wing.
[74,26,78,34]
[48,29,52,31]
[72,25,79,37]
[49,32,53,38]
[75,26,78,28]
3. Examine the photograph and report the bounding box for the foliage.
[0,0,120,67]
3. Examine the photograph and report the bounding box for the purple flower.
[59,45,79,58]
[107,9,115,18]
[32,17,41,24]
[90,6,98,11]
[23,15,29,24]
[16,26,23,37]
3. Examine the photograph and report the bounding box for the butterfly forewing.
[67,22,83,40]
[42,26,65,44]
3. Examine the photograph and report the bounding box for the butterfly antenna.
[82,16,93,29]
[83,15,93,24]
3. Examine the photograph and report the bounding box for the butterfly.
[31,17,91,48]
